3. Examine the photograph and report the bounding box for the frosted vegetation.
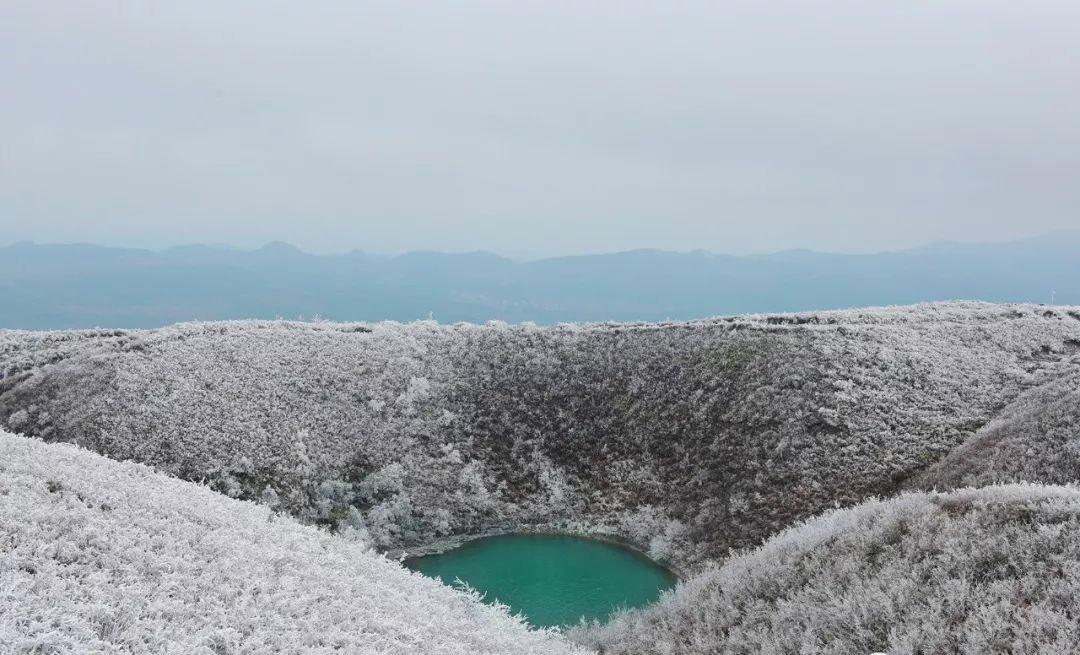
[0,431,586,655]
[2,301,1080,653]
[917,369,1080,490]
[6,432,1080,654]
[572,484,1080,654]
[2,302,1078,569]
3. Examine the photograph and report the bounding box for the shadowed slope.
[917,367,1080,489]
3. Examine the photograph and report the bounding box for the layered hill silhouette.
[1,233,1078,328]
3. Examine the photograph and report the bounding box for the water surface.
[405,534,676,627]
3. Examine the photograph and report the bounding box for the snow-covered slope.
[0,431,585,655]
[918,368,1080,489]
[573,484,1080,655]
[3,302,1079,569]
[9,425,1073,655]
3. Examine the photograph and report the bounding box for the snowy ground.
[574,483,1080,654]
[5,430,1079,654]
[0,431,586,655]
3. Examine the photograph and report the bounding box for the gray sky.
[2,0,1078,256]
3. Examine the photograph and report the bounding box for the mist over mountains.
[1,232,1077,329]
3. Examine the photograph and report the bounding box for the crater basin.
[404,534,677,628]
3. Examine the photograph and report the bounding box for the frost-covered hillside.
[573,484,1080,655]
[0,431,585,655]
[2,302,1079,568]
[917,369,1080,490]
[6,430,1079,655]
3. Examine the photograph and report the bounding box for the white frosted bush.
[258,485,280,509]
[358,463,407,503]
[6,408,28,430]
[646,518,685,563]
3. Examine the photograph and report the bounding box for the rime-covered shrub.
[0,431,586,655]
[571,484,1080,655]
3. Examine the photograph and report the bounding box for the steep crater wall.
[3,302,1079,568]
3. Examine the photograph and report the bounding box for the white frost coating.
[2,301,1079,569]
[0,431,588,655]
[574,484,1080,654]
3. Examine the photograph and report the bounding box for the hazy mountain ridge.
[1,234,1078,328]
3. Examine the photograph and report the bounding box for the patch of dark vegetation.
[933,492,975,516]
[765,314,821,325]
[338,325,374,334]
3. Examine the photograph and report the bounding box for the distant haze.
[1,234,1077,329]
[3,1,1079,256]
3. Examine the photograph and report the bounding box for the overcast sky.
[2,1,1078,256]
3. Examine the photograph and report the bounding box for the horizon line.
[5,229,1080,262]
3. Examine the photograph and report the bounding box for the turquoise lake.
[404,534,677,628]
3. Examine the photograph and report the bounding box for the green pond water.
[404,534,677,628]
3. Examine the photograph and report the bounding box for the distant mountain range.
[1,233,1077,329]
